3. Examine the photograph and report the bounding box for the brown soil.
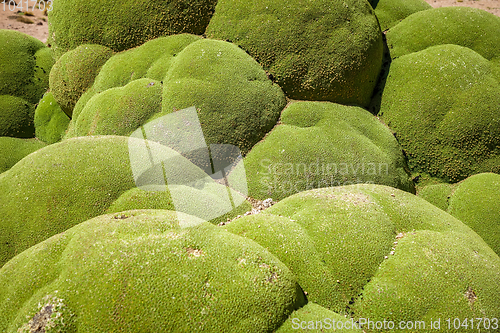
[1,0,499,45]
[423,0,500,16]
[0,0,49,43]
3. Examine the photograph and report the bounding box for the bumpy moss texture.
[386,7,500,65]
[206,0,383,107]
[49,44,114,117]
[66,36,286,155]
[0,95,35,138]
[244,101,413,201]
[0,137,46,173]
[368,0,431,31]
[33,92,70,144]
[0,30,54,137]
[419,173,500,256]
[276,303,363,332]
[47,0,217,57]
[0,210,306,331]
[224,185,500,325]
[378,44,500,182]
[0,136,249,267]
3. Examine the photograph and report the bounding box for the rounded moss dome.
[378,44,500,182]
[0,137,46,174]
[386,6,500,64]
[33,92,70,144]
[0,30,54,138]
[66,36,286,156]
[419,173,500,256]
[205,0,383,107]
[0,136,250,267]
[0,210,305,331]
[49,44,114,117]
[244,101,414,201]
[224,184,500,321]
[47,0,218,57]
[368,0,431,31]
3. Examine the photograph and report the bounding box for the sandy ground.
[424,0,500,16]
[1,0,500,44]
[0,0,49,43]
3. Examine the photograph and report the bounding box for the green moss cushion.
[369,0,431,31]
[0,137,46,173]
[419,173,500,256]
[0,30,54,105]
[0,210,305,331]
[224,185,500,323]
[276,303,363,332]
[0,136,249,267]
[47,0,217,57]
[0,95,35,138]
[417,182,455,211]
[205,0,383,107]
[378,44,500,182]
[0,30,54,138]
[33,92,70,144]
[244,101,413,201]
[447,173,500,256]
[386,7,500,63]
[67,37,286,155]
[49,44,114,117]
[161,39,286,154]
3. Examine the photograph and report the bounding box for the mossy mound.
[0,136,250,267]
[419,173,500,256]
[73,78,163,137]
[0,30,54,105]
[244,101,413,201]
[0,95,35,138]
[276,303,362,332]
[47,0,217,58]
[386,7,500,63]
[67,37,285,155]
[0,30,54,138]
[205,0,383,107]
[49,44,114,117]
[369,0,431,31]
[378,44,500,182]
[0,137,46,174]
[417,182,455,211]
[0,210,305,331]
[161,39,286,154]
[224,185,500,324]
[33,92,70,144]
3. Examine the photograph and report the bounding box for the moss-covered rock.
[378,44,500,182]
[386,7,500,64]
[369,0,431,31]
[67,37,286,155]
[224,185,500,324]
[47,0,217,57]
[244,101,413,201]
[0,30,54,105]
[205,0,383,107]
[0,136,250,267]
[0,210,305,331]
[33,92,70,144]
[419,173,500,256]
[0,137,46,174]
[49,44,114,117]
[0,95,35,138]
[276,303,363,332]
